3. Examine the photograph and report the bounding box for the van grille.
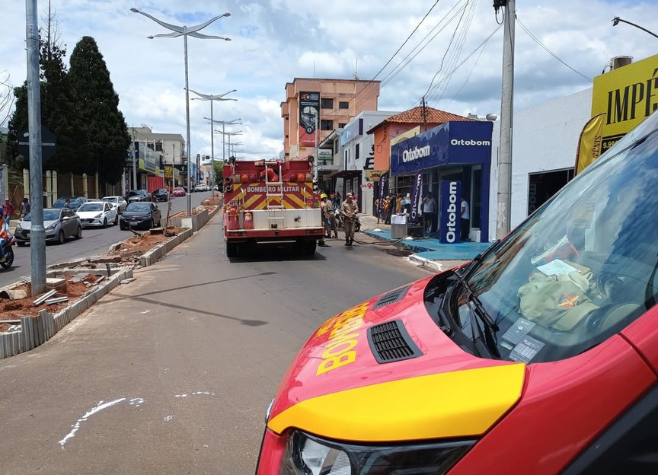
[371,285,411,310]
[368,320,421,363]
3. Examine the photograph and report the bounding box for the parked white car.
[76,201,118,228]
[102,196,128,213]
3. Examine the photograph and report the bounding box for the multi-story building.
[128,126,186,189]
[280,78,381,161]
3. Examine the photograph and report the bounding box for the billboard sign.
[592,54,658,153]
[440,180,461,244]
[299,92,320,147]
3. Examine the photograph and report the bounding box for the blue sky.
[2,0,657,160]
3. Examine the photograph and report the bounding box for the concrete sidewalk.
[359,214,492,272]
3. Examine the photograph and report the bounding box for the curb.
[139,228,194,267]
[408,254,443,273]
[0,267,134,359]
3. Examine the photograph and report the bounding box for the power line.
[445,25,493,108]
[425,0,479,105]
[412,24,502,109]
[308,0,469,131]
[517,17,593,83]
[352,0,469,112]
[425,0,470,96]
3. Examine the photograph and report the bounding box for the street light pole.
[130,7,231,216]
[26,0,46,296]
[612,17,658,39]
[190,89,237,195]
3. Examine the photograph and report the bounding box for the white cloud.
[2,0,657,161]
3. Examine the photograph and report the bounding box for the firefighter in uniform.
[341,193,358,246]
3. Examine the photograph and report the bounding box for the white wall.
[488,88,593,241]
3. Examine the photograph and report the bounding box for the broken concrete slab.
[120,278,136,285]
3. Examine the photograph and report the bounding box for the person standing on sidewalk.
[461,196,470,241]
[20,198,31,219]
[322,196,338,239]
[3,199,14,226]
[422,193,436,235]
[0,216,8,263]
[341,193,358,246]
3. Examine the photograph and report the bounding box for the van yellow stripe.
[268,364,525,442]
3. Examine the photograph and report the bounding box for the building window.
[321,119,334,131]
[355,143,360,160]
[338,123,347,128]
[334,139,339,155]
[339,101,349,109]
[321,98,334,109]
[155,141,163,152]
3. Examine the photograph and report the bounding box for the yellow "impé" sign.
[592,54,658,152]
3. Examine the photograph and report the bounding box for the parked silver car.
[14,208,82,246]
[102,195,128,213]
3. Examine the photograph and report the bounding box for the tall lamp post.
[219,132,242,160]
[208,118,242,162]
[612,17,658,39]
[189,89,237,194]
[130,7,231,216]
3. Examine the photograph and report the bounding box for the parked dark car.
[119,202,162,230]
[53,197,87,209]
[14,208,82,246]
[152,188,169,202]
[126,190,151,203]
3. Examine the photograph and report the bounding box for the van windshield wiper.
[453,268,501,359]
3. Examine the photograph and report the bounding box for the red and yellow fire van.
[256,110,658,475]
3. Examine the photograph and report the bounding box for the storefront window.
[528,169,574,215]
[472,168,482,228]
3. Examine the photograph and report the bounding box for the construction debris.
[33,289,57,306]
[0,289,28,300]
[92,276,106,286]
[120,278,137,285]
[45,297,69,305]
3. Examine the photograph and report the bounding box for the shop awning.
[327,170,362,179]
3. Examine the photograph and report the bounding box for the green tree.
[6,9,89,174]
[68,36,130,185]
[213,161,224,186]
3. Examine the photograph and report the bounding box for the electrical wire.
[424,0,471,97]
[419,24,502,109]
[445,26,493,109]
[319,0,468,122]
[425,0,479,105]
[516,17,593,83]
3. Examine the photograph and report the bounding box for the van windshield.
[456,111,658,363]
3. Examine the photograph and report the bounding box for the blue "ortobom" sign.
[440,180,461,244]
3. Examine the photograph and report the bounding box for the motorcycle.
[334,209,361,233]
[0,232,15,270]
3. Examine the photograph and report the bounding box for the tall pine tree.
[6,7,89,174]
[68,36,130,185]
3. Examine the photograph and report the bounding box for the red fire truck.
[222,159,324,257]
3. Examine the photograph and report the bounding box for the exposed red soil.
[0,275,99,320]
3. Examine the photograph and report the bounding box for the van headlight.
[279,431,474,475]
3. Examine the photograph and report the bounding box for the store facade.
[390,120,493,242]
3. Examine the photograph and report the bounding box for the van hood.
[267,275,526,442]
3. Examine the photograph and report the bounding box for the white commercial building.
[487,88,593,240]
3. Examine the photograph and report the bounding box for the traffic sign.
[17,126,57,163]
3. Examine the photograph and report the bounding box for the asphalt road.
[0,212,427,474]
[0,192,211,289]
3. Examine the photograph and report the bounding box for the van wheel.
[75,226,82,239]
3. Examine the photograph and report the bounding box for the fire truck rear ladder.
[265,161,285,228]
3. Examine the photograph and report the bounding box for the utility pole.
[496,0,515,239]
[26,0,46,296]
[422,96,428,132]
